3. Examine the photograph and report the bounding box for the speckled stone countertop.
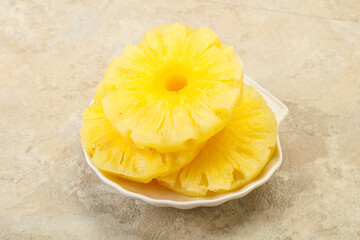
[1,0,359,239]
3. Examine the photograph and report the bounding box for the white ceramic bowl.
[83,74,288,209]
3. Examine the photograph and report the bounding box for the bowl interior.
[83,75,288,208]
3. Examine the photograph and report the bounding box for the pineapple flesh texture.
[81,101,201,183]
[101,23,243,153]
[158,85,277,196]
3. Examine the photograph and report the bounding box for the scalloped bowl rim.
[82,74,288,209]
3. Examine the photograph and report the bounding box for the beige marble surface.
[1,0,360,239]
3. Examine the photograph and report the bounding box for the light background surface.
[0,0,359,239]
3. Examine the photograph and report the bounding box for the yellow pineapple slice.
[157,85,277,196]
[101,23,243,153]
[81,101,201,183]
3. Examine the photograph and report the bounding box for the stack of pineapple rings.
[81,23,277,197]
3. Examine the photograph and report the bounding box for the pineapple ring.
[98,23,243,153]
[157,85,277,196]
[81,101,202,183]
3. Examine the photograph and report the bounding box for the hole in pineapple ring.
[164,73,187,91]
